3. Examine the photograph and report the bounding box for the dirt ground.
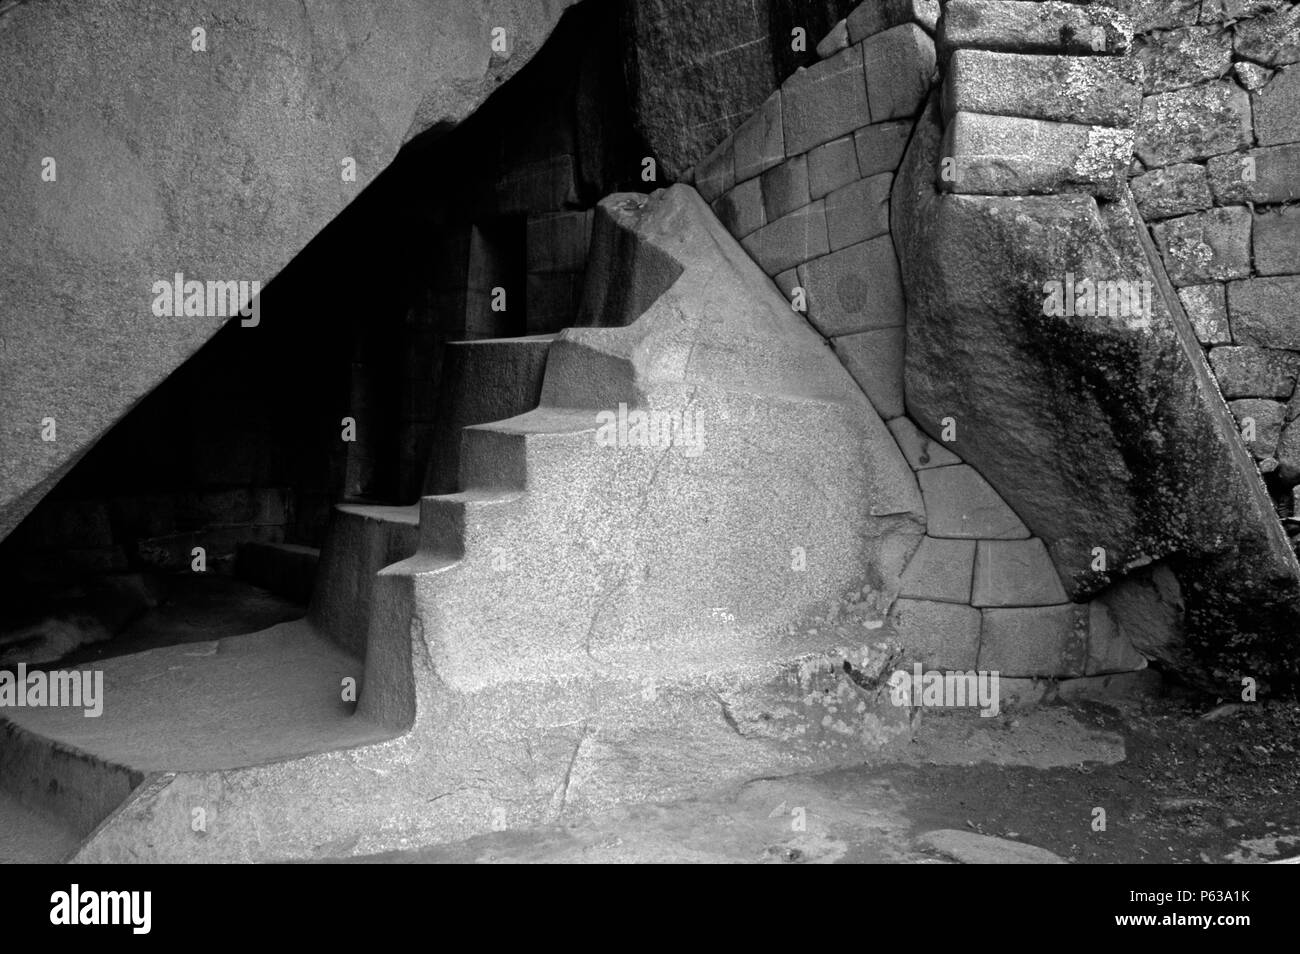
[344,688,1300,864]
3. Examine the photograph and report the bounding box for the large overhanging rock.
[0,0,578,541]
[894,98,1300,688]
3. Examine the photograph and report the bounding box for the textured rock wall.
[1125,2,1300,502]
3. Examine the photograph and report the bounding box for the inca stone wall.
[691,0,1148,679]
[1125,1,1300,504]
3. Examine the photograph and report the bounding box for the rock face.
[895,99,1300,686]
[0,0,581,542]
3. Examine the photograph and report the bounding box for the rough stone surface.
[1129,162,1212,220]
[971,538,1068,607]
[1207,144,1300,205]
[1227,398,1286,459]
[1109,0,1201,34]
[1177,283,1231,344]
[762,156,811,221]
[1149,206,1252,286]
[741,201,830,275]
[833,327,906,418]
[886,416,961,470]
[0,0,584,542]
[782,45,871,156]
[944,50,1143,127]
[1228,278,1300,349]
[1135,83,1252,166]
[1253,207,1300,276]
[895,99,1300,684]
[1234,60,1274,91]
[918,829,1066,864]
[856,120,915,176]
[800,237,905,336]
[939,0,1134,57]
[942,112,1133,198]
[807,136,861,199]
[1254,66,1300,147]
[980,604,1085,677]
[1207,346,1300,398]
[713,178,766,238]
[918,465,1030,540]
[1234,3,1300,67]
[825,173,893,250]
[733,91,785,184]
[898,536,977,603]
[1085,601,1149,675]
[1133,24,1233,93]
[863,24,938,122]
[848,0,941,44]
[888,599,981,670]
[817,19,850,59]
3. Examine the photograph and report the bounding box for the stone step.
[422,334,554,496]
[458,407,601,493]
[415,489,527,558]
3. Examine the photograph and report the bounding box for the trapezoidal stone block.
[856,120,914,176]
[943,50,1142,127]
[833,326,905,418]
[848,0,940,44]
[733,90,784,184]
[971,538,1068,607]
[886,416,961,470]
[762,155,811,221]
[918,464,1030,539]
[799,235,904,336]
[781,44,871,156]
[978,604,1086,677]
[898,536,976,603]
[825,172,892,250]
[741,201,829,276]
[807,135,861,199]
[941,111,1133,198]
[863,24,937,122]
[888,598,981,669]
[712,177,765,238]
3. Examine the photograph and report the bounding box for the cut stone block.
[712,177,765,238]
[1207,144,1300,205]
[1233,4,1300,68]
[526,210,593,274]
[1255,66,1300,146]
[888,598,981,669]
[1226,398,1285,460]
[799,236,904,336]
[774,268,799,300]
[1253,206,1300,276]
[979,604,1086,677]
[733,90,784,184]
[1133,23,1232,94]
[1234,61,1273,92]
[761,155,811,221]
[1208,346,1300,399]
[807,136,861,199]
[1134,83,1252,166]
[971,538,1068,607]
[886,416,962,470]
[740,201,829,276]
[1149,206,1251,287]
[695,136,736,203]
[898,536,976,603]
[918,465,1030,539]
[1113,0,1200,34]
[817,19,849,59]
[833,326,905,418]
[1228,277,1300,349]
[941,111,1133,198]
[1176,283,1230,344]
[939,1,1133,56]
[825,172,892,250]
[944,50,1142,127]
[1084,601,1148,676]
[781,44,870,156]
[1129,162,1211,220]
[863,24,937,122]
[1278,418,1300,481]
[856,120,914,176]
[847,0,940,43]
